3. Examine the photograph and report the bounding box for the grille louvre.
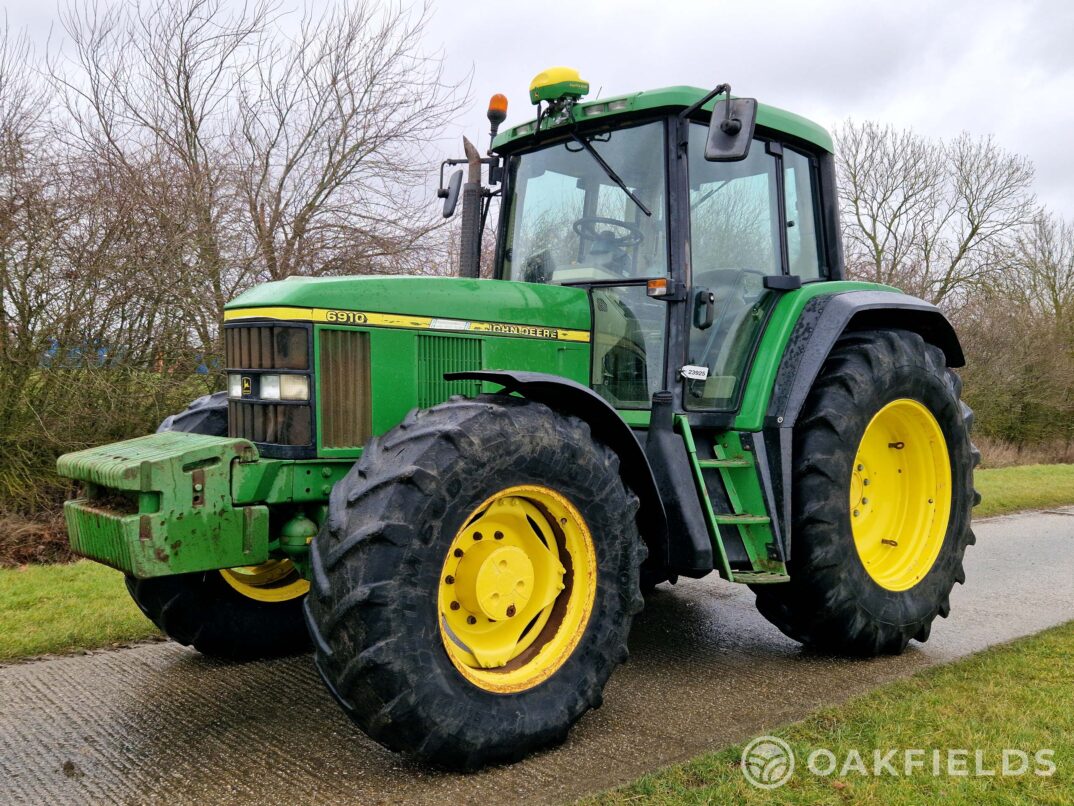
[225,325,308,370]
[416,335,482,408]
[319,329,372,448]
[228,402,311,445]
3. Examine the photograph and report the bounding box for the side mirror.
[704,98,757,162]
[438,168,463,218]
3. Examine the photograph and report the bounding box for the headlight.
[228,374,242,398]
[280,374,309,401]
[260,374,281,400]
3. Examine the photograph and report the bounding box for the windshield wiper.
[570,133,652,217]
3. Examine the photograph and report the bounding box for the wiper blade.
[570,134,652,217]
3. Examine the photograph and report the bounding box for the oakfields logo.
[741,737,794,789]
[741,737,1056,789]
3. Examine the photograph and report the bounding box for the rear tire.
[754,329,978,656]
[125,392,311,660]
[305,394,645,769]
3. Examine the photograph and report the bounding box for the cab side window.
[783,147,825,280]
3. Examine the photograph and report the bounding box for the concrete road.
[3,509,1074,805]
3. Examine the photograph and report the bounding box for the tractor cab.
[487,69,840,414]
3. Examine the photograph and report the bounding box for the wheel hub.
[455,543,535,620]
[437,485,596,693]
[850,398,952,591]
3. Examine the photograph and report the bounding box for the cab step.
[731,570,791,584]
[712,513,770,525]
[696,457,752,469]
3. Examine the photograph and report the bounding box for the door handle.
[693,288,716,330]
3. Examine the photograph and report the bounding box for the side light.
[280,374,310,401]
[228,373,242,398]
[583,103,606,117]
[647,278,670,297]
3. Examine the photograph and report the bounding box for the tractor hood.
[225,276,592,336]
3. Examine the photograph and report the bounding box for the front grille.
[225,325,308,369]
[228,401,312,445]
[319,329,372,448]
[416,335,482,408]
[225,323,313,452]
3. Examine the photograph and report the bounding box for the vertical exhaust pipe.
[458,137,483,279]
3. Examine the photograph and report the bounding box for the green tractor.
[57,68,978,769]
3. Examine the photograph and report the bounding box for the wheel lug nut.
[494,531,504,540]
[450,601,460,611]
[861,497,869,505]
[466,615,477,625]
[863,479,870,486]
[444,575,454,584]
[853,509,860,517]
[857,464,864,472]
[453,548,464,558]
[506,605,516,617]
[473,532,482,541]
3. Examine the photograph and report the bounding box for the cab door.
[683,127,827,411]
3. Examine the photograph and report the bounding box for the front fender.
[446,370,669,561]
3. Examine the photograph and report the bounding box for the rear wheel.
[754,329,978,655]
[125,392,311,660]
[305,395,645,769]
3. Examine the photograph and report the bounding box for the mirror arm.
[678,83,731,121]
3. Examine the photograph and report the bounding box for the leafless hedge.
[0,1,465,516]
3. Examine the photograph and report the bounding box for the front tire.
[305,395,645,769]
[125,392,311,660]
[754,329,978,656]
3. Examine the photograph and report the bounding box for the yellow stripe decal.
[223,306,591,343]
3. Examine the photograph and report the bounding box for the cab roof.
[492,85,834,154]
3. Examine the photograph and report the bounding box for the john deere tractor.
[57,68,978,768]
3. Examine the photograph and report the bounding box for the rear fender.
[761,290,964,560]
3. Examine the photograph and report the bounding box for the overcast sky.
[7,0,1073,218]
[429,0,1074,219]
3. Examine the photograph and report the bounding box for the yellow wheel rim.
[220,559,310,603]
[438,484,597,694]
[850,398,952,591]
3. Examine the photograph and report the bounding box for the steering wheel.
[572,216,645,247]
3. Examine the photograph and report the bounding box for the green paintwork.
[493,85,835,154]
[733,281,900,432]
[677,417,733,581]
[58,432,269,578]
[711,431,786,580]
[314,324,590,457]
[678,417,788,583]
[226,275,592,331]
[231,459,354,503]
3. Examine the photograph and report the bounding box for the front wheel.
[305,395,645,769]
[130,392,311,659]
[754,329,978,656]
[126,562,310,660]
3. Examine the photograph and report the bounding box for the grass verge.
[589,621,1074,805]
[0,561,158,661]
[974,464,1074,518]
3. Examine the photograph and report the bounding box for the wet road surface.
[3,509,1074,805]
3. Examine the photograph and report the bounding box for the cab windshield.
[500,121,667,284]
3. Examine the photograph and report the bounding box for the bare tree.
[836,120,1037,305]
[49,0,465,340]
[236,2,464,281]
